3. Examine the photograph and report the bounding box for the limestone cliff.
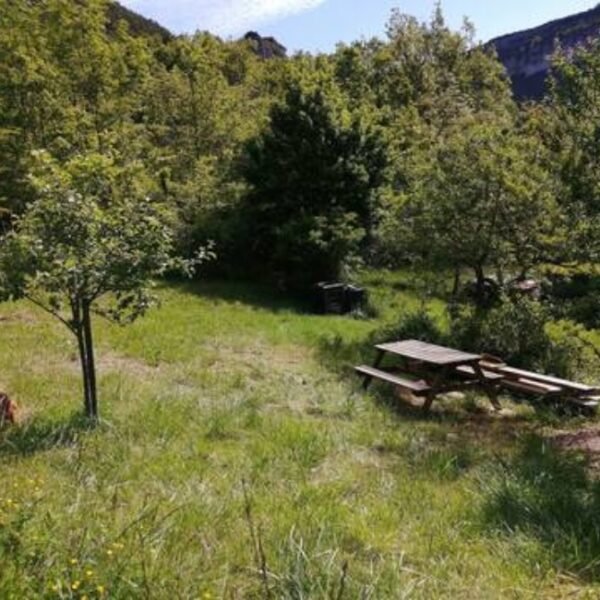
[490,6,600,100]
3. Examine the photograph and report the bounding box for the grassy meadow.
[1,273,600,599]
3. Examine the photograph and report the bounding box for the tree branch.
[24,294,76,334]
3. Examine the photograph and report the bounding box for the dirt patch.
[96,352,160,378]
[311,448,388,485]
[56,351,161,379]
[0,311,39,324]
[206,341,311,374]
[551,427,600,470]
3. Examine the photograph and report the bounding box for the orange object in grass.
[0,393,17,425]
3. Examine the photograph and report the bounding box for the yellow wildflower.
[96,585,106,595]
[85,569,94,578]
[71,580,81,590]
[70,558,79,565]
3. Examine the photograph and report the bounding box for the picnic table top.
[375,339,482,366]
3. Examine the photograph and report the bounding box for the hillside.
[107,2,173,40]
[490,6,600,100]
[111,1,600,101]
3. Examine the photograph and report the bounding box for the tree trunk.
[71,300,93,418]
[75,325,92,417]
[474,265,486,305]
[452,267,461,299]
[82,303,99,421]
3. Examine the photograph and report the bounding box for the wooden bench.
[354,365,430,396]
[485,365,599,396]
[501,378,563,397]
[455,365,505,381]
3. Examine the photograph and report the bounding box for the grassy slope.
[1,275,599,598]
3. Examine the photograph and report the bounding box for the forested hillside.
[2,0,600,294]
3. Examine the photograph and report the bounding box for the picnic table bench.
[481,362,600,408]
[355,339,501,412]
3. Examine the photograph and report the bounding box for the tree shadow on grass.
[0,411,95,457]
[168,278,313,314]
[481,435,600,582]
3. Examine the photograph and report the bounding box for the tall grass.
[0,275,599,598]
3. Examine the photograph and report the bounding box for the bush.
[364,297,599,381]
[374,307,445,346]
[449,296,600,379]
[449,296,551,370]
[545,320,600,381]
[567,294,600,329]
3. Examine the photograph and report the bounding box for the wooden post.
[363,349,386,390]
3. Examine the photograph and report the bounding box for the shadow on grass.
[0,412,95,457]
[168,278,313,314]
[481,435,600,581]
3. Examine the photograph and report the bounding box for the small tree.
[0,153,200,421]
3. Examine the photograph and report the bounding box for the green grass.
[1,274,600,598]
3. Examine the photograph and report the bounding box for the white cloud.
[122,0,327,36]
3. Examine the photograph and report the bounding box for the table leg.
[473,363,502,411]
[422,366,448,413]
[422,391,436,413]
[363,349,386,390]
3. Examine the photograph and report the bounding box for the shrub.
[374,307,445,346]
[449,296,551,370]
[449,296,600,379]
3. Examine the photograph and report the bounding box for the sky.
[121,0,599,52]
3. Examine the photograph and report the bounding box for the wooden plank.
[376,340,481,366]
[488,365,598,394]
[571,399,599,409]
[354,365,430,395]
[501,378,562,397]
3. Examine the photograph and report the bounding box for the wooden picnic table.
[356,339,502,412]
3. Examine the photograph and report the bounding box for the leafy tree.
[544,39,600,264]
[240,76,387,288]
[384,117,561,301]
[0,154,201,421]
[0,0,155,214]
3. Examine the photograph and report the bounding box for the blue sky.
[122,0,598,52]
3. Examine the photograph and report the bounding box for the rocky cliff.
[490,6,600,100]
[108,2,173,41]
[244,32,288,59]
[108,4,287,61]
